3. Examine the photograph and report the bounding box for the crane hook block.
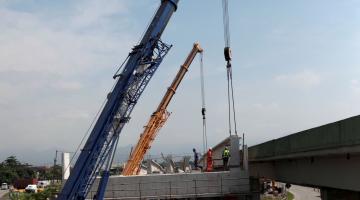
[224,47,232,62]
[201,107,206,116]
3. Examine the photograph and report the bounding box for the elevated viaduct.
[249,115,360,200]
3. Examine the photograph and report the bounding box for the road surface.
[0,190,8,199]
[289,185,321,200]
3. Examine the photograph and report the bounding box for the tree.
[0,156,36,184]
[4,156,20,167]
[37,165,62,180]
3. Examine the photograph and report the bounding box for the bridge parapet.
[249,115,360,161]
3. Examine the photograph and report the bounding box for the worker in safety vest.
[222,146,230,170]
[206,148,213,172]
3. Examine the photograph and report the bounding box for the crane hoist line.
[199,52,208,154]
[122,43,203,176]
[222,0,238,136]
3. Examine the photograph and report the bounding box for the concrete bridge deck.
[249,115,360,162]
[248,115,360,199]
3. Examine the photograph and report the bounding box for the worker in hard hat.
[222,146,231,170]
[206,148,213,172]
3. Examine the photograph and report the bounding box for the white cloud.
[0,1,135,104]
[57,110,90,120]
[0,82,17,105]
[52,80,83,91]
[0,1,133,75]
[275,70,321,89]
[252,102,279,111]
[0,1,137,156]
[72,0,128,28]
[350,79,360,93]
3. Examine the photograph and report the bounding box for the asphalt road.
[289,185,321,200]
[0,190,8,199]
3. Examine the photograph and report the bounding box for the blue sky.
[0,0,359,165]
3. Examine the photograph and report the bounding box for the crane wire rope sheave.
[122,43,203,176]
[222,0,238,136]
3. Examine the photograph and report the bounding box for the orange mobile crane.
[122,43,203,176]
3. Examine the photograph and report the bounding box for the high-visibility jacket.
[206,150,213,171]
[222,149,230,158]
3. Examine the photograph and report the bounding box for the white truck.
[25,184,37,193]
[1,183,8,190]
[37,180,50,188]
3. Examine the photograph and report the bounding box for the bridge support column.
[229,135,241,169]
[320,188,360,200]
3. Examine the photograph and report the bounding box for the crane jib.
[121,43,203,176]
[57,0,179,199]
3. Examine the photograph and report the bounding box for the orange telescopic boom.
[122,43,203,176]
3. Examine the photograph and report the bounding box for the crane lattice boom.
[122,43,203,176]
[57,1,179,199]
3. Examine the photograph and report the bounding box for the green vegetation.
[287,191,294,200]
[0,156,62,184]
[7,184,61,200]
[0,156,36,184]
[261,197,272,200]
[37,165,62,181]
[261,191,294,200]
[0,156,62,199]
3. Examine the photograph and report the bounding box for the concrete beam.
[88,171,250,199]
[250,154,360,191]
[249,115,360,192]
